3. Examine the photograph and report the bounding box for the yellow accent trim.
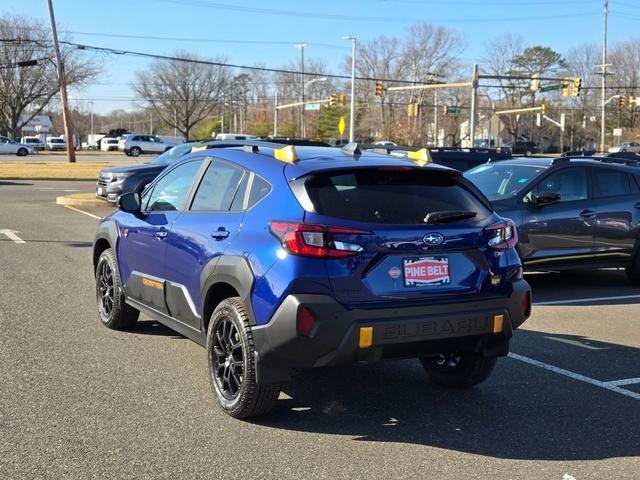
[493,314,504,334]
[142,278,163,290]
[190,145,208,153]
[407,148,432,166]
[273,145,298,163]
[359,327,373,349]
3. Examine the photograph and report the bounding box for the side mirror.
[535,191,561,206]
[118,192,141,214]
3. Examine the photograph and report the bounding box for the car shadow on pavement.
[525,268,639,306]
[131,320,187,339]
[256,329,640,461]
[0,180,34,186]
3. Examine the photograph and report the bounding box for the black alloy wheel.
[95,248,139,330]
[212,316,245,400]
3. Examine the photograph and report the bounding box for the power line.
[159,0,601,23]
[0,37,443,83]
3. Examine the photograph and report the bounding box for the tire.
[420,352,496,388]
[17,148,28,157]
[625,251,640,286]
[206,297,282,419]
[95,248,139,330]
[130,147,141,157]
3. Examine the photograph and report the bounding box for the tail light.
[269,221,371,258]
[485,219,518,250]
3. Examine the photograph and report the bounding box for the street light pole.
[295,43,307,138]
[46,0,76,163]
[344,36,356,143]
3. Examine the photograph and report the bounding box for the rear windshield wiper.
[424,210,477,224]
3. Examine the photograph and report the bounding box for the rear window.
[295,168,491,224]
[465,163,546,201]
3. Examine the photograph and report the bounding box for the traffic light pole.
[469,64,479,147]
[273,91,279,137]
[46,0,76,163]
[600,0,609,152]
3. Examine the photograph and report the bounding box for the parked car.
[0,136,33,156]
[119,134,179,156]
[96,142,198,202]
[215,133,257,141]
[45,137,66,151]
[465,157,640,284]
[327,137,349,147]
[20,136,44,151]
[100,137,119,152]
[364,146,512,172]
[608,142,640,153]
[502,141,539,156]
[374,140,398,147]
[93,141,531,418]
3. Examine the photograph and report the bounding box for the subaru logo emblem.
[423,233,444,246]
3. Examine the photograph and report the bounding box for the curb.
[56,192,108,207]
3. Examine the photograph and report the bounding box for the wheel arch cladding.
[201,256,256,329]
[93,220,120,271]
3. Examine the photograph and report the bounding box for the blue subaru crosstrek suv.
[93,142,531,418]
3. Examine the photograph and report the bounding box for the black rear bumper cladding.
[252,279,531,383]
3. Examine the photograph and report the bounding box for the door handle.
[211,228,230,240]
[579,209,595,218]
[154,229,168,239]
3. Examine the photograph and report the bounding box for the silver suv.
[119,134,178,157]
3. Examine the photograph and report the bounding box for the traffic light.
[562,79,571,97]
[630,96,637,109]
[619,95,626,108]
[329,93,337,107]
[339,94,346,107]
[443,105,449,115]
[375,80,383,97]
[573,77,582,97]
[541,102,547,115]
[408,103,415,117]
[414,103,420,116]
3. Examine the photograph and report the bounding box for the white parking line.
[508,352,640,401]
[0,229,26,244]
[63,205,101,220]
[605,377,640,387]
[535,294,640,305]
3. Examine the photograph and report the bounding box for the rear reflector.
[298,307,315,337]
[359,327,373,349]
[492,314,504,333]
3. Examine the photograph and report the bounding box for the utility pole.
[344,36,357,143]
[433,90,438,147]
[600,0,609,152]
[274,91,279,137]
[46,0,75,163]
[88,101,94,138]
[149,112,153,135]
[469,64,479,147]
[295,43,307,138]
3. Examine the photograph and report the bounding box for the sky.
[4,0,639,113]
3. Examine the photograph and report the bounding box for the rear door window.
[190,161,246,211]
[295,168,491,224]
[526,168,588,202]
[593,169,631,198]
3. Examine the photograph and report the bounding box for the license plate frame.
[402,256,450,287]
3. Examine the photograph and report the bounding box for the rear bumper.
[252,280,531,383]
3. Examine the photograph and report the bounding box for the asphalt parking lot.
[1,180,639,479]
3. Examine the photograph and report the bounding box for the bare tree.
[0,14,99,138]
[610,38,640,132]
[134,51,230,140]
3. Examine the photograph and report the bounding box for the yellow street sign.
[338,117,346,135]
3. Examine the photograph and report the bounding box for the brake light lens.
[269,221,371,258]
[485,219,518,250]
